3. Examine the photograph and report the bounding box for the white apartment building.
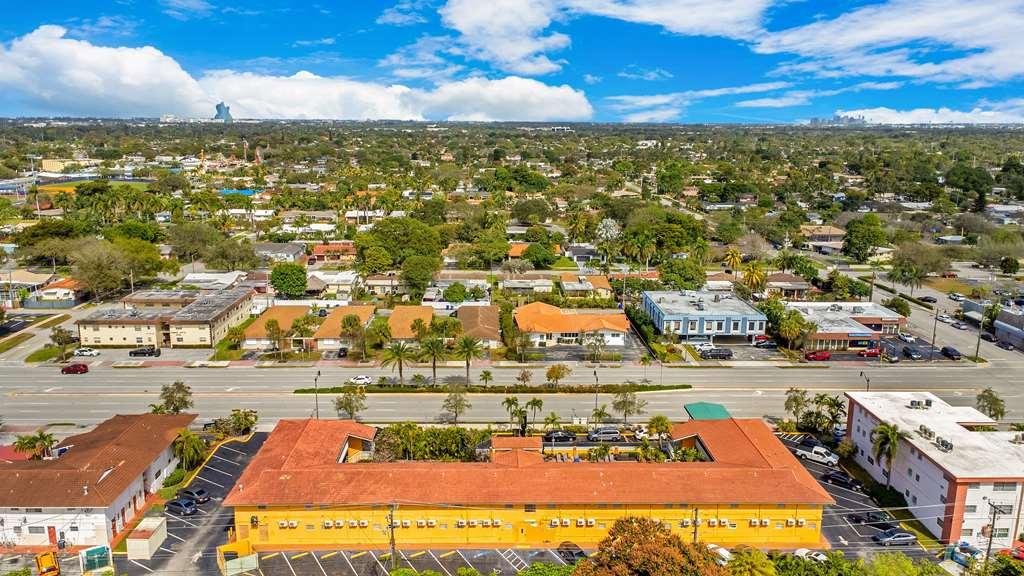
[845,392,1024,548]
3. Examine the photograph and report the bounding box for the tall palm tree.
[819,395,847,433]
[525,397,544,428]
[543,412,561,430]
[724,246,743,271]
[419,337,448,384]
[502,396,520,429]
[454,335,485,384]
[341,314,365,358]
[381,341,415,386]
[728,546,777,576]
[784,387,810,422]
[870,423,910,487]
[591,404,610,426]
[173,429,206,471]
[479,370,494,387]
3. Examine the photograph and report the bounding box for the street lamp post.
[929,305,939,362]
[593,369,599,411]
[313,369,321,419]
[859,371,870,392]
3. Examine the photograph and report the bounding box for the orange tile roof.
[513,302,629,334]
[244,306,310,338]
[313,306,377,340]
[586,275,612,291]
[42,277,82,291]
[508,243,529,258]
[312,242,356,256]
[456,305,500,342]
[388,305,434,340]
[491,436,543,450]
[0,414,195,507]
[223,418,833,508]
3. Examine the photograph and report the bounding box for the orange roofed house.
[312,305,376,351]
[513,301,629,347]
[388,305,435,342]
[221,417,832,550]
[0,414,195,548]
[242,305,310,350]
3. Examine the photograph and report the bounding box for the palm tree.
[418,337,448,384]
[773,249,799,274]
[480,370,494,387]
[543,412,561,430]
[778,309,805,349]
[724,246,743,271]
[640,355,651,380]
[340,314,365,358]
[742,261,768,293]
[29,431,56,459]
[410,318,430,342]
[976,387,1006,420]
[870,423,910,487]
[819,395,847,433]
[591,404,610,426]
[454,335,485,384]
[173,429,207,471]
[784,387,810,422]
[502,396,520,429]
[525,397,544,428]
[381,341,415,386]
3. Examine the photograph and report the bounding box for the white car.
[706,544,732,566]
[795,549,828,563]
[693,342,715,351]
[949,292,965,302]
[73,347,100,357]
[897,333,915,343]
[349,375,373,386]
[937,314,953,324]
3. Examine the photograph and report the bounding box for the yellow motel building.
[222,417,833,551]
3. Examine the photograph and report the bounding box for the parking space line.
[166,532,185,542]
[457,551,476,573]
[547,549,567,565]
[408,551,426,559]
[428,551,453,576]
[194,475,226,488]
[312,550,329,576]
[350,551,367,559]
[291,552,308,560]
[499,549,524,572]
[281,550,298,576]
[261,553,279,560]
[439,551,456,558]
[129,560,153,573]
[370,551,387,574]
[211,454,240,465]
[166,512,199,528]
[320,551,338,559]
[341,551,359,575]
[203,465,235,477]
[159,547,175,554]
[220,445,247,455]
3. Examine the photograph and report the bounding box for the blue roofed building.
[641,290,767,343]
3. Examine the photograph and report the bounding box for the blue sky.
[2,0,1024,123]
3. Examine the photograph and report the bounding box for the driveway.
[114,432,267,576]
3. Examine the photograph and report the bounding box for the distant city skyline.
[2,1,1024,123]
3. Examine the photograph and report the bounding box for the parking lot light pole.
[593,370,599,411]
[929,306,939,362]
[313,369,321,419]
[859,371,870,392]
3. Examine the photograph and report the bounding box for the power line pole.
[691,508,699,544]
[313,370,321,419]
[387,503,398,571]
[983,500,1010,574]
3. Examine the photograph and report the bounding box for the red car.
[858,348,881,358]
[805,350,831,361]
[753,334,771,343]
[61,363,89,374]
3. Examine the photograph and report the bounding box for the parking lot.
[114,432,267,576]
[776,434,937,563]
[256,547,577,576]
[529,331,648,363]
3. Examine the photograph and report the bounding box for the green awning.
[684,402,731,420]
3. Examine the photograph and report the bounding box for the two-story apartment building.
[642,290,767,342]
[845,392,1024,549]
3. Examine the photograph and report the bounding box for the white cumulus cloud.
[838,100,1024,124]
[0,26,593,122]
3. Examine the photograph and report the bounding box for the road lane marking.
[194,475,226,488]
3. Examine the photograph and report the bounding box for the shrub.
[834,439,856,458]
[162,467,186,488]
[775,419,798,433]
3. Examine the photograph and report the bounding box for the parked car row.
[165,486,210,516]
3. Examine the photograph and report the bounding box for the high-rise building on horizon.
[213,102,233,123]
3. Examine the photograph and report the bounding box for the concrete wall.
[78,323,159,347]
[526,329,625,347]
[232,502,825,549]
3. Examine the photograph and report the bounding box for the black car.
[997,341,1017,351]
[700,348,733,360]
[821,470,864,492]
[754,340,779,349]
[798,436,823,449]
[129,347,161,357]
[941,346,962,360]
[318,308,329,317]
[556,542,588,564]
[177,487,210,504]
[336,347,348,358]
[240,351,259,360]
[981,333,996,342]
[919,295,937,303]
[165,498,197,516]
[543,430,577,443]
[902,346,923,360]
[848,510,897,530]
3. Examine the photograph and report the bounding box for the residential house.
[564,243,599,265]
[312,305,376,351]
[765,273,812,300]
[308,270,361,299]
[0,269,55,308]
[365,274,404,297]
[242,305,311,350]
[642,290,767,342]
[26,278,85,308]
[253,242,306,263]
[499,277,554,295]
[507,243,530,260]
[0,414,195,547]
[513,301,629,347]
[559,274,612,299]
[310,241,357,265]
[457,305,502,348]
[387,305,435,342]
[799,224,845,243]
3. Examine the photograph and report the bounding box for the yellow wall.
[78,322,159,347]
[233,502,824,549]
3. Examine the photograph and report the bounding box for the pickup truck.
[793,444,839,466]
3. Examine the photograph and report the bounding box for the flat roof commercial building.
[222,418,832,550]
[785,301,905,351]
[642,290,766,342]
[78,288,253,348]
[0,414,195,548]
[845,392,1024,548]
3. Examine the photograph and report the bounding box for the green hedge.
[296,383,693,394]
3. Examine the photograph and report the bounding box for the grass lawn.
[208,316,257,361]
[551,256,578,270]
[38,180,151,194]
[25,345,61,363]
[924,277,973,295]
[35,314,71,329]
[0,332,33,354]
